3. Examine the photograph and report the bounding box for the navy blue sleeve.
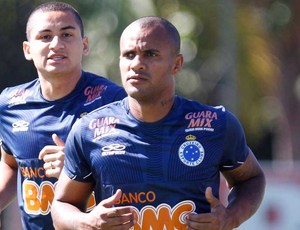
[220,111,249,171]
[0,90,13,155]
[63,118,94,183]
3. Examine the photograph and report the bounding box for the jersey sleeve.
[63,119,94,182]
[0,116,11,155]
[220,111,249,171]
[0,91,13,155]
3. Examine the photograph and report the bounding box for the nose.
[130,55,145,70]
[49,36,64,50]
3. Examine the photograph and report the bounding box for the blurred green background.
[1,1,300,228]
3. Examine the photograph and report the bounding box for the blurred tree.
[0,0,36,90]
[269,0,300,162]
[1,0,298,162]
[235,2,280,160]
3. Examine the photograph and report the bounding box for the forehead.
[28,10,79,34]
[120,24,170,50]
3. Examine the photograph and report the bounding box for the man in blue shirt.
[0,2,126,230]
[52,16,265,230]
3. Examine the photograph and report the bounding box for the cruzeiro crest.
[178,135,205,167]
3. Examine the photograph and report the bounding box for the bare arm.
[51,171,135,230]
[221,149,266,227]
[187,149,266,230]
[0,148,18,212]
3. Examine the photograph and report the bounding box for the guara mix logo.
[8,88,32,107]
[84,85,107,105]
[184,110,218,132]
[89,116,120,141]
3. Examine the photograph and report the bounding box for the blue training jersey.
[64,96,249,230]
[0,71,126,230]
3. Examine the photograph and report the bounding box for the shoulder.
[1,79,39,96]
[176,96,243,132]
[76,99,125,123]
[177,96,228,117]
[0,79,39,107]
[71,99,126,136]
[87,99,125,117]
[82,71,126,99]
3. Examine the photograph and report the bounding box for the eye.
[123,51,136,59]
[62,32,72,38]
[39,34,52,41]
[145,50,158,57]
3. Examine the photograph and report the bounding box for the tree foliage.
[0,0,298,160]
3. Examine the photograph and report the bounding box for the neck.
[128,96,174,122]
[39,71,82,100]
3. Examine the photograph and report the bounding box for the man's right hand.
[89,189,136,229]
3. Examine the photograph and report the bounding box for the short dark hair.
[26,1,84,40]
[134,16,181,54]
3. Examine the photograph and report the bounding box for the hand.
[39,133,65,179]
[186,187,232,230]
[89,189,135,229]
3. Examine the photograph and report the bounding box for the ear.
[82,36,89,56]
[23,41,33,61]
[173,54,183,75]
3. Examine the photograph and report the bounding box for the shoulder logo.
[184,111,217,132]
[84,85,107,105]
[178,135,205,167]
[89,117,120,141]
[8,89,32,107]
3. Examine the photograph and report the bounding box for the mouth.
[127,73,148,81]
[48,54,66,62]
[127,76,147,85]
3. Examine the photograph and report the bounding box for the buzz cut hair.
[134,16,181,54]
[26,1,84,40]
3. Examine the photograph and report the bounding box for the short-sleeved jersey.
[0,71,126,230]
[64,96,249,230]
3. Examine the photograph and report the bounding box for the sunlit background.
[1,0,299,229]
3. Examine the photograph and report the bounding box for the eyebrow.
[122,48,160,53]
[145,48,160,53]
[38,25,77,33]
